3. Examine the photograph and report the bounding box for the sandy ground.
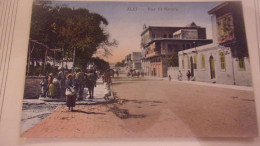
[21,75,258,138]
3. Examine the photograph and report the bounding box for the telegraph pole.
[73,47,76,73]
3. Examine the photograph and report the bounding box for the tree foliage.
[115,59,126,67]
[167,52,179,67]
[29,2,117,71]
[91,57,109,73]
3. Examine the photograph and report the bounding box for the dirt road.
[21,75,258,138]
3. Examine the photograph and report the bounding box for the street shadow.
[72,109,106,115]
[112,92,164,105]
[108,105,146,119]
[106,92,165,119]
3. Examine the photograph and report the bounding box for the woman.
[65,74,76,111]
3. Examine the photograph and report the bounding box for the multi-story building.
[141,23,212,77]
[125,52,142,71]
[174,1,252,86]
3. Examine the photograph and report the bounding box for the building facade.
[141,23,212,77]
[125,52,142,71]
[170,1,252,86]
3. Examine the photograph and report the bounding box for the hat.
[49,73,53,76]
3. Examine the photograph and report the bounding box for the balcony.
[146,51,160,58]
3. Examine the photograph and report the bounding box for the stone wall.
[23,76,44,99]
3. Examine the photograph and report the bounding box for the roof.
[143,38,212,48]
[208,2,229,14]
[185,22,199,28]
[141,23,204,36]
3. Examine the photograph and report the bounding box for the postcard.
[1,0,260,145]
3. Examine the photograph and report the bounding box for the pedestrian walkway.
[77,78,114,105]
[144,76,253,91]
[21,78,114,134]
[39,78,114,104]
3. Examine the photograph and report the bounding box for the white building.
[168,2,252,86]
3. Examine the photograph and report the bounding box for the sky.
[52,1,222,63]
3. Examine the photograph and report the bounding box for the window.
[239,57,245,70]
[182,56,184,69]
[220,52,226,70]
[182,44,185,50]
[152,34,155,38]
[194,55,197,69]
[163,34,167,38]
[186,44,190,49]
[201,54,205,69]
[169,34,173,38]
[187,55,190,69]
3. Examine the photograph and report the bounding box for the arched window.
[201,54,205,69]
[187,55,190,69]
[182,56,184,69]
[239,57,245,70]
[220,52,226,70]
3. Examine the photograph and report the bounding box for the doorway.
[190,56,194,76]
[209,56,215,79]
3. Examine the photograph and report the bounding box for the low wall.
[167,67,180,80]
[24,76,44,99]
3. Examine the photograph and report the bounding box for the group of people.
[168,70,193,81]
[40,68,98,111]
[127,69,144,77]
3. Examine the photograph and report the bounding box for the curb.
[143,76,253,91]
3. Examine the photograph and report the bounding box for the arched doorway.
[153,68,156,76]
[190,56,194,76]
[209,56,215,79]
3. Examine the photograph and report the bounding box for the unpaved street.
[111,76,258,137]
[22,75,258,138]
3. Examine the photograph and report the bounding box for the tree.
[115,59,126,67]
[91,57,109,73]
[28,2,117,75]
[167,52,179,67]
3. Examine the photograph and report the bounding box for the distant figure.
[178,70,183,81]
[103,69,112,99]
[186,70,191,81]
[116,71,119,77]
[52,78,60,98]
[65,74,76,111]
[141,72,144,77]
[168,75,171,81]
[75,68,85,100]
[104,69,112,85]
[40,76,48,97]
[85,70,97,99]
[57,68,65,98]
[48,81,56,98]
[137,71,140,78]
[46,73,54,97]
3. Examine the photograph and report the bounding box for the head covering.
[66,73,73,79]
[49,73,53,76]
[75,67,81,71]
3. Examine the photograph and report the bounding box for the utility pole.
[73,47,76,74]
[62,46,64,74]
